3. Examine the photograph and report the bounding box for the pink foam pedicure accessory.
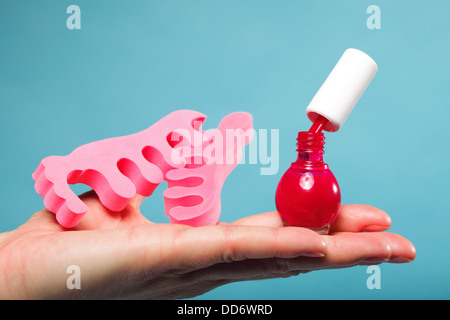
[164,112,253,226]
[33,110,253,228]
[32,110,207,228]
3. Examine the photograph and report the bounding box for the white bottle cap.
[306,48,378,132]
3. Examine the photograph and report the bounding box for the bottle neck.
[294,131,326,168]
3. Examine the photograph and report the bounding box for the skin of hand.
[0,191,415,299]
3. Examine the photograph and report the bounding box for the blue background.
[1,0,449,299]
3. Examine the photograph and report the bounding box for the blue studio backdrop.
[0,0,449,299]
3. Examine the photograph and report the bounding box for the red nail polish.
[275,117,340,234]
[275,49,378,234]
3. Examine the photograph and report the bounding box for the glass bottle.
[275,118,340,234]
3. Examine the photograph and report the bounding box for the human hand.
[0,191,415,299]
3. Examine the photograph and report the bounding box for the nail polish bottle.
[275,48,378,234]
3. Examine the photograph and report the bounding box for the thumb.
[72,191,150,230]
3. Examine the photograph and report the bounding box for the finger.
[379,232,416,263]
[319,232,392,266]
[290,231,415,270]
[231,211,283,228]
[177,258,305,292]
[330,204,391,233]
[73,191,151,230]
[129,194,147,209]
[168,224,327,273]
[65,223,326,276]
[232,205,392,232]
[192,231,415,283]
[171,231,416,289]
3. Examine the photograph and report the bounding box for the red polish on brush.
[275,49,378,234]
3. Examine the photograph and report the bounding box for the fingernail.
[301,251,325,258]
[389,256,413,263]
[362,224,390,232]
[362,257,389,263]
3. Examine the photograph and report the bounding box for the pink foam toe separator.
[33,110,207,228]
[33,110,253,228]
[163,112,253,226]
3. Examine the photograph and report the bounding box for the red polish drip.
[275,117,341,234]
